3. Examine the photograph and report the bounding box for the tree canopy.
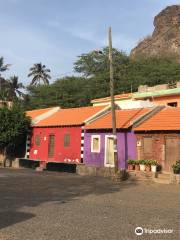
[1,47,180,110]
[22,48,180,110]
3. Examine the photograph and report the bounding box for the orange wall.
[148,94,180,106]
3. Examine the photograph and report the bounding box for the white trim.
[81,153,84,158]
[91,135,101,153]
[81,132,85,137]
[104,135,115,167]
[31,107,60,125]
[81,146,84,151]
[25,134,30,158]
[81,139,84,144]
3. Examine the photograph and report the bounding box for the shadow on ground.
[0,211,35,229]
[0,168,138,229]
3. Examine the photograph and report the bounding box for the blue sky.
[0,0,179,85]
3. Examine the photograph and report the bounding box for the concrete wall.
[83,130,137,169]
[92,99,154,109]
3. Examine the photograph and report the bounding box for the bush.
[139,160,145,165]
[172,160,180,174]
[134,160,140,165]
[150,160,158,166]
[144,160,151,166]
[127,160,135,165]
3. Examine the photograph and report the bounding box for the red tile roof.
[86,108,150,129]
[26,107,55,120]
[134,107,180,131]
[35,106,107,127]
[91,93,132,103]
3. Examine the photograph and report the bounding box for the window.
[91,135,100,153]
[64,133,70,147]
[35,135,41,146]
[167,102,177,107]
[143,137,153,155]
[48,134,55,157]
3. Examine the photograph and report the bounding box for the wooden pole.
[108,27,118,173]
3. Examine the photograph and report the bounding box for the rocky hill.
[130,5,180,58]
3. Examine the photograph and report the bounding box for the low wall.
[128,170,156,181]
[76,164,115,177]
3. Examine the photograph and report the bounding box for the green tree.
[0,57,10,76]
[0,57,11,100]
[6,76,24,100]
[0,105,31,165]
[23,48,180,110]
[0,78,9,100]
[25,76,91,109]
[74,48,180,94]
[28,63,51,85]
[74,47,129,77]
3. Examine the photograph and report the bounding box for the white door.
[105,137,114,167]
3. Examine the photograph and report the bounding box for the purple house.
[83,108,151,170]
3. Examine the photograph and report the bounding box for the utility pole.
[108,27,118,173]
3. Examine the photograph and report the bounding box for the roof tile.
[26,107,56,120]
[134,107,180,131]
[86,108,150,129]
[35,105,107,127]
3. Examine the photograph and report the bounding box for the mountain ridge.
[130,5,180,58]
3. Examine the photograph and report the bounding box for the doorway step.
[128,170,154,181]
[153,173,171,184]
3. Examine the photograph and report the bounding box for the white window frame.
[104,135,115,167]
[91,135,101,153]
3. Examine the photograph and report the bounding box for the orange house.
[133,87,180,107]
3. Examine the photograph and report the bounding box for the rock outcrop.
[130,5,180,58]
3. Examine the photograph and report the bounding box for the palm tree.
[0,57,11,95]
[28,63,51,85]
[0,57,10,76]
[7,76,24,100]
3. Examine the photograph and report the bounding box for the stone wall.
[76,164,115,177]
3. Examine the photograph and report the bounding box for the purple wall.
[83,131,137,169]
